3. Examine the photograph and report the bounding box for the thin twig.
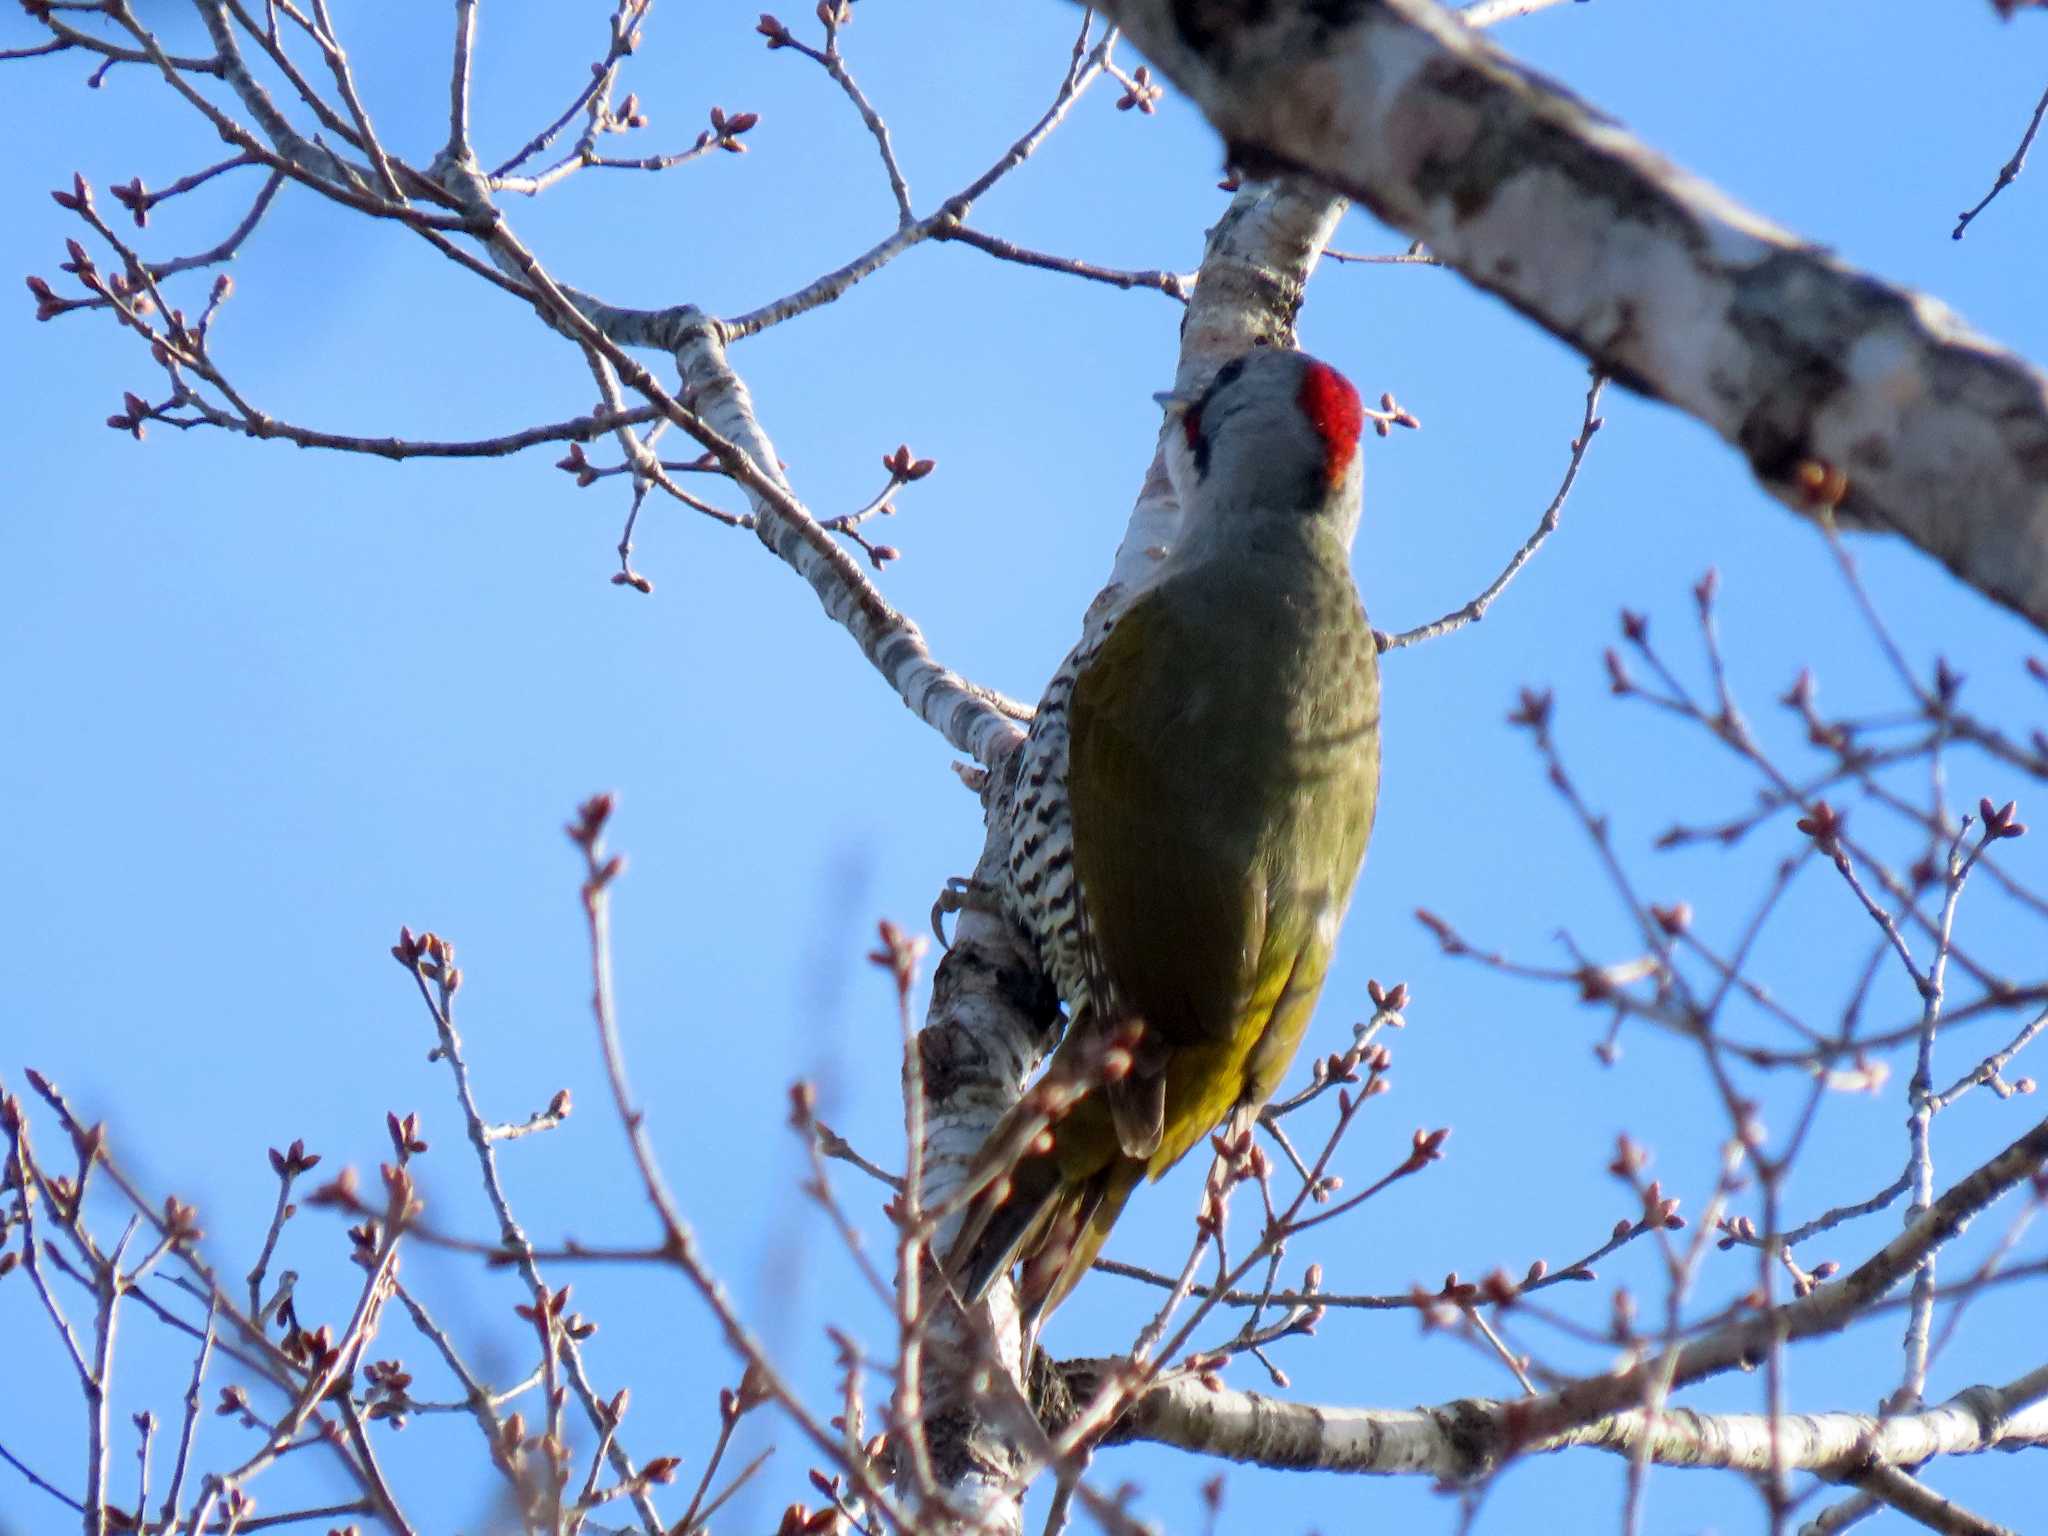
[1379,373,1604,650]
[933,224,1192,300]
[1930,1004,2048,1109]
[1845,1461,2016,1536]
[723,33,1114,338]
[0,1438,87,1513]
[445,0,477,162]
[562,798,915,1531]
[394,926,667,1536]
[1954,81,2048,240]
[1324,242,1438,266]
[158,1301,214,1529]
[488,0,641,178]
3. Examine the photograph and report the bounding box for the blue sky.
[5,4,2047,1533]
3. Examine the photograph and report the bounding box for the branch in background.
[1506,1106,2048,1451]
[16,0,1103,768]
[0,1077,423,1535]
[767,0,916,225]
[489,0,643,176]
[721,16,1120,340]
[1324,241,1439,266]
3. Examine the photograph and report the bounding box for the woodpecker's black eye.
[1206,357,1247,403]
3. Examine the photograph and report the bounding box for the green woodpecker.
[954,347,1383,1327]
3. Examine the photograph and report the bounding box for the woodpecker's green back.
[955,348,1383,1325]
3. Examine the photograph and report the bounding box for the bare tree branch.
[1954,81,2048,239]
[1379,371,1604,650]
[1068,1102,2048,1479]
[1096,1359,2048,1479]
[1843,1462,2018,1536]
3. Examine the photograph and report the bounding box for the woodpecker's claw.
[930,875,1001,950]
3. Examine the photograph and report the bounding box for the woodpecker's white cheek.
[1162,439,1194,507]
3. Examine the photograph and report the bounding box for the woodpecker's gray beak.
[1153,390,1191,415]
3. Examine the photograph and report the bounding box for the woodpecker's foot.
[930,875,1002,949]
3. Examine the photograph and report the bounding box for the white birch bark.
[1097,1362,2048,1477]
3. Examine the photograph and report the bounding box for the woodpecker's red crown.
[1296,359,1365,488]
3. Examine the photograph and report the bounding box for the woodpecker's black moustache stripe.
[1183,355,1253,479]
[1206,356,1249,397]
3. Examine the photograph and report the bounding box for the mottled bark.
[1092,1363,2048,1479]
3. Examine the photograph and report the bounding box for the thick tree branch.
[1087,1112,2048,1476]
[1081,0,2048,635]
[1095,1359,2048,1480]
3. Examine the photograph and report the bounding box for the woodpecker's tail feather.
[949,1149,1067,1307]
[943,1020,1154,1325]
[1015,1163,1140,1326]
[945,1145,1143,1332]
